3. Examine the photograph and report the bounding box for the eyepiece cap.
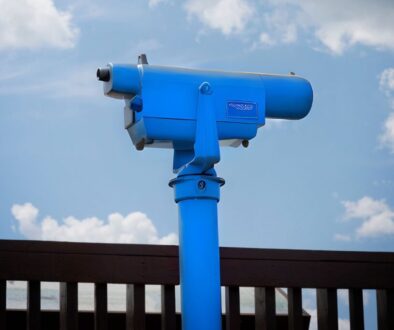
[96,67,110,82]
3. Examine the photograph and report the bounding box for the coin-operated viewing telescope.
[97,54,313,330]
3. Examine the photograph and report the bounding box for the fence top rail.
[0,239,393,288]
[0,239,393,262]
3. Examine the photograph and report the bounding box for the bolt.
[199,82,213,95]
[198,180,206,190]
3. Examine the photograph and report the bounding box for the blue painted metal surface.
[169,174,224,330]
[97,55,313,330]
[99,63,313,157]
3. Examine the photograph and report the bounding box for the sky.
[0,0,394,328]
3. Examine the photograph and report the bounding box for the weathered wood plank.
[161,285,176,330]
[225,286,240,330]
[317,289,338,330]
[288,288,302,330]
[1,240,393,288]
[126,284,145,330]
[255,287,276,330]
[0,252,179,285]
[221,259,394,289]
[377,289,394,330]
[349,289,364,330]
[2,240,393,264]
[27,281,40,330]
[94,283,107,330]
[60,282,78,330]
[0,280,5,330]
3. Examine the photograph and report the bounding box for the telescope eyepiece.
[97,67,110,82]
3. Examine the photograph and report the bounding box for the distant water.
[8,285,58,310]
[7,281,132,311]
[7,281,288,313]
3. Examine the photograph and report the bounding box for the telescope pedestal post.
[170,174,224,330]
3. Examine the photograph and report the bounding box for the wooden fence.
[0,239,393,330]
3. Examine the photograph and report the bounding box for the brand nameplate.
[227,101,258,118]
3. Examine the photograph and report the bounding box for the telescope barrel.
[261,75,313,120]
[100,64,312,121]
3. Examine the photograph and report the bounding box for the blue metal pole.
[170,174,224,330]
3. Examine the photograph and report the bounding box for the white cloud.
[260,7,297,46]
[11,203,41,239]
[302,0,394,54]
[379,68,394,152]
[356,211,394,238]
[342,196,389,220]
[184,0,253,35]
[259,0,394,54]
[380,113,394,153]
[259,32,275,46]
[334,233,352,242]
[380,68,394,97]
[338,319,350,330]
[11,203,178,245]
[154,0,394,54]
[340,196,394,238]
[0,0,78,50]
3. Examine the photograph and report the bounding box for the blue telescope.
[97,54,313,330]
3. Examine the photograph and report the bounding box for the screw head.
[198,180,206,190]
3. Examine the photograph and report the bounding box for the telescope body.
[100,64,313,152]
[97,57,313,330]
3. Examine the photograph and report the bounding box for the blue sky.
[0,0,394,327]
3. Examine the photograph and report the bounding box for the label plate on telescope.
[226,101,258,119]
